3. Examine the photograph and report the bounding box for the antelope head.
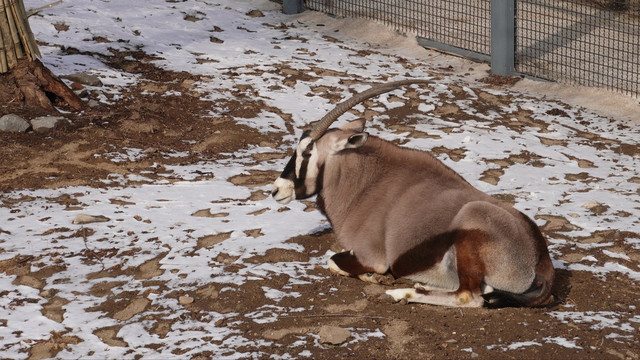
[271,79,429,204]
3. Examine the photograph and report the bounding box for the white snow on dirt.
[1,0,639,358]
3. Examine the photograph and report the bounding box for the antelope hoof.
[456,290,472,305]
[358,273,381,284]
[385,288,414,303]
[539,294,556,306]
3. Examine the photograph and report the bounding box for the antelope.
[272,80,554,307]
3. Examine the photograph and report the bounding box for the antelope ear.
[339,119,365,132]
[333,132,369,152]
[345,133,368,148]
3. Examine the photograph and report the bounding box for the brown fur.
[453,230,489,298]
[330,251,377,275]
[274,120,555,307]
[519,212,555,306]
[391,231,457,278]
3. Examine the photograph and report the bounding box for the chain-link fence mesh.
[516,0,639,96]
[304,0,491,57]
[279,0,639,97]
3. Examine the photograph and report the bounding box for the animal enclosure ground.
[1,0,639,359]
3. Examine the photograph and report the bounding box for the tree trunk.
[0,0,83,111]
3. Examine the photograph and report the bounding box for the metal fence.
[517,1,640,96]
[283,0,640,97]
[303,1,491,60]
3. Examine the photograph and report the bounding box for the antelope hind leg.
[385,288,484,308]
[328,251,385,284]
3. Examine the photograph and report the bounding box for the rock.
[246,9,264,17]
[581,200,602,209]
[318,325,351,345]
[210,36,224,44]
[363,283,386,297]
[179,295,194,305]
[0,114,30,132]
[72,214,111,224]
[74,88,89,98]
[581,200,609,214]
[31,116,64,133]
[69,82,84,90]
[259,141,277,148]
[62,72,103,87]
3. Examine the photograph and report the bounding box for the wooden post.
[0,0,40,73]
[0,21,9,73]
[0,0,84,110]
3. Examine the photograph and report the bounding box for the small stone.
[74,88,89,98]
[259,141,277,148]
[62,72,103,87]
[179,295,194,305]
[246,9,264,17]
[318,325,351,345]
[69,82,84,90]
[580,200,610,215]
[363,283,386,297]
[0,114,30,132]
[581,200,602,209]
[31,116,64,133]
[209,36,224,44]
[73,214,111,224]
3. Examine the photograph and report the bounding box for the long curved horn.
[308,79,430,140]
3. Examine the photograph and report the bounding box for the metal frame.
[283,0,639,97]
[283,0,304,14]
[491,0,515,75]
[417,38,490,63]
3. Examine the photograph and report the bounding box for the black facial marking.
[280,153,297,180]
[294,154,309,197]
[277,130,321,200]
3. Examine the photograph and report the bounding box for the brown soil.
[1,52,639,360]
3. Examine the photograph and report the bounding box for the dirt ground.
[1,50,639,359]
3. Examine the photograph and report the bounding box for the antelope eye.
[301,150,311,159]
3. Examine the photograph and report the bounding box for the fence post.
[491,0,515,76]
[283,0,305,14]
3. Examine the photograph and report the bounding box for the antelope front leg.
[385,288,484,307]
[328,251,385,284]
